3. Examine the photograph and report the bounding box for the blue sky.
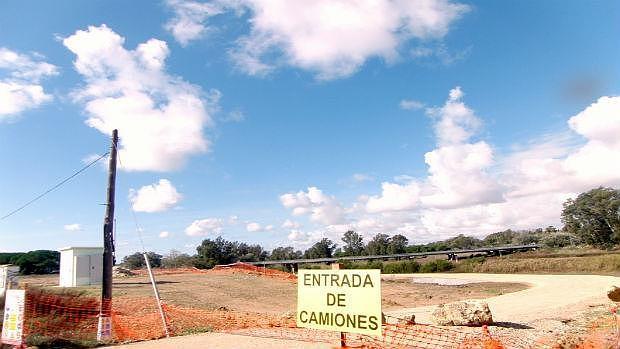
[1,0,619,257]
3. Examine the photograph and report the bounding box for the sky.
[0,0,619,258]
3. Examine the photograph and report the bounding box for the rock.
[397,314,416,325]
[112,266,135,277]
[607,286,620,302]
[218,306,230,311]
[431,300,493,326]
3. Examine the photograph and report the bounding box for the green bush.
[420,259,454,273]
[382,260,420,274]
[452,257,486,272]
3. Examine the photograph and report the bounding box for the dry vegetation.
[454,249,620,275]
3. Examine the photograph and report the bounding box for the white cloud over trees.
[280,89,620,241]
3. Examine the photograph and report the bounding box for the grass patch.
[340,259,455,274]
[25,335,99,349]
[176,326,213,336]
[453,253,620,274]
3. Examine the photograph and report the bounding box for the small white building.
[0,264,20,298]
[59,247,103,287]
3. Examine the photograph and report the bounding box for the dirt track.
[386,273,620,324]
[106,273,620,348]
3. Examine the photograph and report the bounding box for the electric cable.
[1,152,110,221]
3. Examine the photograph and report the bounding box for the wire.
[0,152,110,221]
[113,141,147,253]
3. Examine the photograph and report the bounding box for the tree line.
[121,186,617,270]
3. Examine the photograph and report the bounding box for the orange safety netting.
[16,285,620,348]
[210,262,297,281]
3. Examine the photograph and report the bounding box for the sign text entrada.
[297,269,382,336]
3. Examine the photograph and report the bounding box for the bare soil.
[18,272,526,314]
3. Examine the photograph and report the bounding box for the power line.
[0,152,110,221]
[112,141,147,252]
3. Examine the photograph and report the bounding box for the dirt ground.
[18,272,526,314]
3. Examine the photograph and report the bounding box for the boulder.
[607,286,620,302]
[112,266,135,277]
[431,300,493,326]
[397,314,416,325]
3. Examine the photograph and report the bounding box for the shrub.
[541,233,579,248]
[382,260,420,274]
[420,259,454,273]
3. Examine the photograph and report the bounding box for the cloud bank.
[165,0,469,79]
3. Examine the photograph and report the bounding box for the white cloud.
[0,48,58,120]
[410,44,470,65]
[228,215,239,224]
[222,110,245,123]
[361,92,620,239]
[281,219,301,229]
[421,141,504,208]
[129,179,182,213]
[159,231,171,238]
[366,181,421,213]
[425,86,480,145]
[63,25,215,172]
[165,0,469,79]
[185,218,224,236]
[352,173,375,182]
[164,0,225,46]
[367,87,503,213]
[399,99,424,111]
[563,96,620,187]
[64,223,81,231]
[280,187,345,225]
[264,224,274,231]
[277,91,620,242]
[246,222,261,232]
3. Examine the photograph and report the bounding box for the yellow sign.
[297,269,382,336]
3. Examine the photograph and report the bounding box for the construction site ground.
[20,270,620,348]
[20,271,526,313]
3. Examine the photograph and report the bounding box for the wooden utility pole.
[98,129,118,342]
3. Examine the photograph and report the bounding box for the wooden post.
[331,263,346,348]
[98,129,117,342]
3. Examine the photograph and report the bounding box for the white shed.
[59,247,103,287]
[0,264,20,298]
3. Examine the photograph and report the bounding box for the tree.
[235,242,268,262]
[483,230,517,246]
[14,250,59,275]
[270,247,302,260]
[161,250,196,268]
[341,231,365,256]
[562,187,620,247]
[304,238,336,259]
[388,234,408,254]
[443,234,483,249]
[195,237,236,268]
[0,253,25,265]
[365,233,390,255]
[121,252,162,269]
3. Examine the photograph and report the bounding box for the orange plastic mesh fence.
[22,288,101,343]
[17,287,620,348]
[210,262,297,281]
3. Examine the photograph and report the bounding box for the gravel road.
[386,273,620,324]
